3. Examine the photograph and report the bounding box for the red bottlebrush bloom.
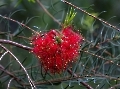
[31,26,83,73]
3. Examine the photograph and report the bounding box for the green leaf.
[82,12,98,32]
[28,0,35,3]
[14,0,22,7]
[63,7,77,28]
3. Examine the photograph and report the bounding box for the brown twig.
[0,64,24,86]
[67,68,93,89]
[85,39,113,57]
[36,0,62,26]
[0,15,38,34]
[16,35,31,40]
[12,67,119,86]
[0,39,32,50]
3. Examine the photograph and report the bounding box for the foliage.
[0,0,120,89]
[63,7,76,28]
[28,0,35,3]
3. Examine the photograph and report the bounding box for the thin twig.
[67,68,93,89]
[23,74,91,86]
[16,35,31,40]
[16,71,120,86]
[0,31,31,40]
[36,0,62,26]
[0,64,24,86]
[0,44,36,89]
[0,39,32,50]
[85,39,113,57]
[0,15,38,34]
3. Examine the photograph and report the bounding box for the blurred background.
[0,0,120,89]
[0,0,120,33]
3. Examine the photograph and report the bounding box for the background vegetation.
[0,0,120,89]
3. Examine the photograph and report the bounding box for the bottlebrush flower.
[31,7,83,73]
[31,26,83,73]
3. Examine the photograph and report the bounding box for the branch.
[0,39,32,50]
[36,0,62,26]
[0,65,24,86]
[0,15,38,34]
[24,76,72,86]
[67,68,93,89]
[16,73,119,86]
[23,74,90,86]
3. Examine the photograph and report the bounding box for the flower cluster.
[31,26,83,73]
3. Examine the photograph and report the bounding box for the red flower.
[31,26,83,73]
